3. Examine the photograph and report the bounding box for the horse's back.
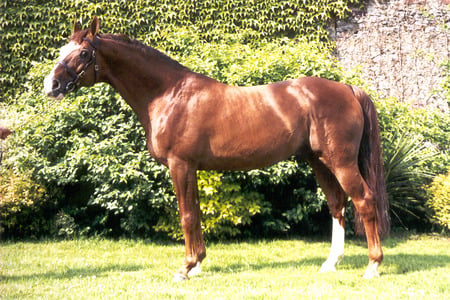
[157,75,363,171]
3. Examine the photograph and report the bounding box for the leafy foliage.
[382,132,436,229]
[0,169,51,239]
[426,173,450,231]
[155,171,267,240]
[241,160,328,236]
[55,210,78,239]
[2,0,449,240]
[1,34,342,239]
[375,96,449,231]
[376,97,449,175]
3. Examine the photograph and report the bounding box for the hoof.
[363,261,380,279]
[363,269,380,279]
[320,261,337,273]
[173,273,188,282]
[187,262,201,277]
[320,254,343,273]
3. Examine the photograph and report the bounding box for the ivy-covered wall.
[0,0,358,101]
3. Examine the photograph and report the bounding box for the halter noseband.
[58,36,99,92]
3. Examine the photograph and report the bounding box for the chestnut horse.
[44,17,390,280]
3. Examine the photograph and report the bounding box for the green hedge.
[0,0,359,101]
[375,97,450,231]
[1,34,341,239]
[0,169,51,238]
[2,0,448,239]
[427,173,450,232]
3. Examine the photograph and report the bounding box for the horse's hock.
[332,0,449,112]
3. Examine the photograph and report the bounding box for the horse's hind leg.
[331,163,383,279]
[308,158,347,272]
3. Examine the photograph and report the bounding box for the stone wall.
[332,0,449,111]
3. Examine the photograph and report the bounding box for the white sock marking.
[187,262,201,277]
[320,213,345,272]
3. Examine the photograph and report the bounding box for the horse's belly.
[203,126,306,170]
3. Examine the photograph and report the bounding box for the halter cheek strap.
[58,35,99,92]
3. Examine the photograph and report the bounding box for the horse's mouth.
[43,87,65,100]
[46,91,65,100]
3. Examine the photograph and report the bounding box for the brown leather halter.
[58,36,99,92]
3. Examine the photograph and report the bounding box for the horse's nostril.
[52,79,61,90]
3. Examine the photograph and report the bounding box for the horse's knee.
[180,213,192,230]
[180,212,200,231]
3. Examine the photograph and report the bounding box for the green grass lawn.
[1,234,449,299]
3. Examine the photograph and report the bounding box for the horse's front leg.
[169,158,206,281]
[320,212,345,272]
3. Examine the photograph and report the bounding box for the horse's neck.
[98,38,188,131]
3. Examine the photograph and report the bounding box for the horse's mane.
[71,30,188,71]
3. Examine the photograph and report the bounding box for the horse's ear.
[73,19,81,33]
[88,16,100,36]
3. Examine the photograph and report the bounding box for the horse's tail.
[352,86,390,237]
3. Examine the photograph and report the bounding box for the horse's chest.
[148,114,171,158]
[149,109,189,160]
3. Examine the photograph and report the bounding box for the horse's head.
[44,17,101,99]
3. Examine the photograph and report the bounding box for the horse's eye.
[80,50,89,60]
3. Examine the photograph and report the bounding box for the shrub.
[0,169,51,239]
[2,29,344,240]
[5,6,448,238]
[239,160,328,236]
[382,132,437,230]
[376,97,449,176]
[4,60,176,237]
[55,210,78,239]
[173,34,341,85]
[155,171,267,240]
[427,173,450,231]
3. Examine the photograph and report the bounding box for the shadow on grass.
[208,253,449,275]
[1,263,144,282]
[382,253,450,274]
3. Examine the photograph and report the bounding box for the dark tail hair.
[353,86,390,237]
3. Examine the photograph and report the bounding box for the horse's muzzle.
[44,75,65,100]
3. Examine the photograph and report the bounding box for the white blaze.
[44,42,81,98]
